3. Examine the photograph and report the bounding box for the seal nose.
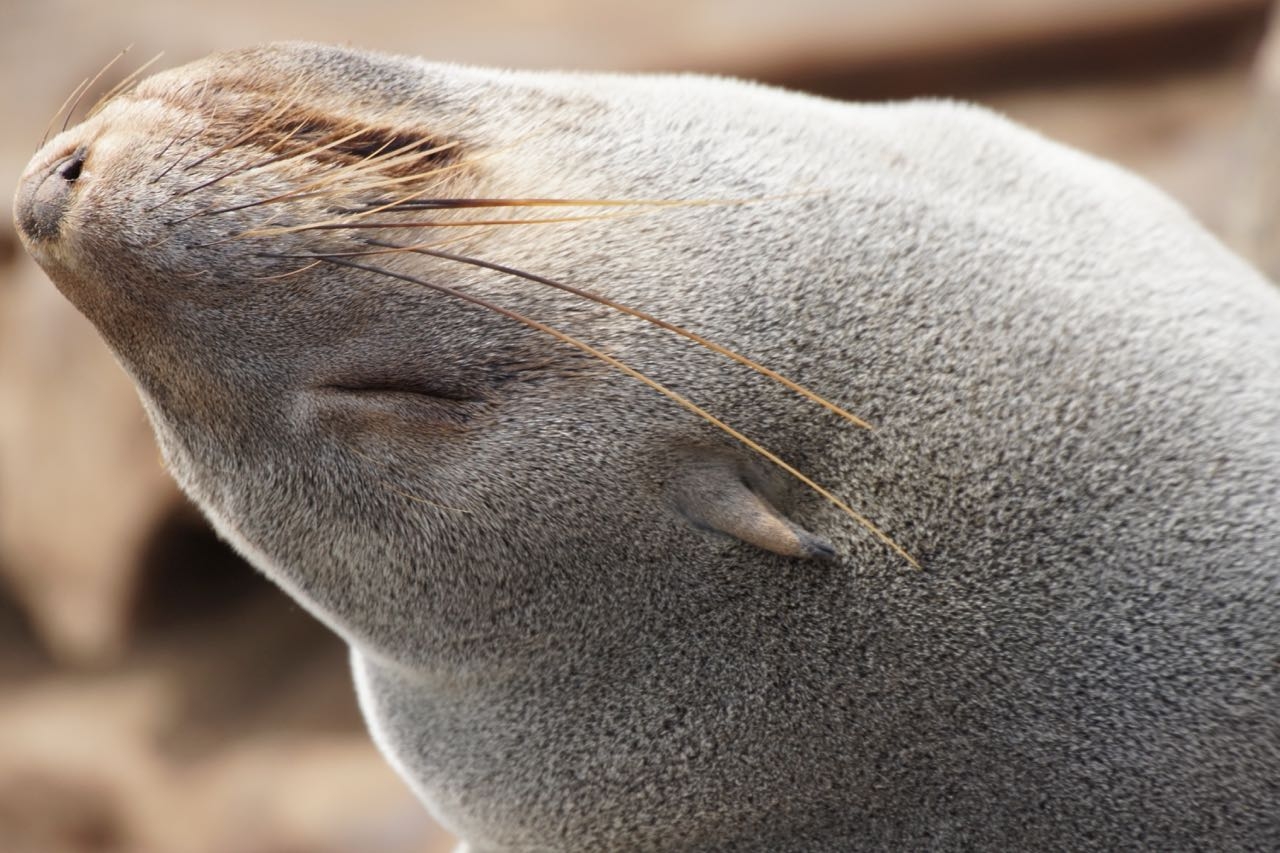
[14,146,86,243]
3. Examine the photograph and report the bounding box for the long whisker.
[210,144,465,218]
[149,123,205,184]
[244,213,639,237]
[339,197,738,212]
[184,127,607,228]
[154,122,375,214]
[149,80,215,185]
[233,190,762,235]
[178,78,311,173]
[305,255,917,568]
[62,45,133,135]
[251,259,322,281]
[323,137,460,179]
[349,238,873,430]
[321,145,506,215]
[265,133,448,193]
[182,139,462,221]
[297,142,465,202]
[154,117,320,203]
[310,128,564,218]
[204,129,566,223]
[384,485,473,512]
[39,78,90,151]
[250,227,506,281]
[160,148,301,205]
[88,50,165,118]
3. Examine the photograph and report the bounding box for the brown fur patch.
[248,111,460,177]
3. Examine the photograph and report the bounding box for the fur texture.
[14,43,1280,851]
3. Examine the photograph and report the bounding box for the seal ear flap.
[669,454,837,561]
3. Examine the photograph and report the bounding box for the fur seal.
[13,42,1279,851]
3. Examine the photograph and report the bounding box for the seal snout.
[14,145,86,245]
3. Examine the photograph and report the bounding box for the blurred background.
[1,1,1277,851]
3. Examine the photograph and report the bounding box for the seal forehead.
[128,42,426,122]
[112,49,468,186]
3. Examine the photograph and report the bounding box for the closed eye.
[56,147,86,182]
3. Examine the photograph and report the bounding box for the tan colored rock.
[0,674,171,852]
[0,672,452,853]
[988,64,1251,237]
[1227,4,1280,280]
[0,254,185,665]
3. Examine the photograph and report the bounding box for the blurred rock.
[0,219,16,267]
[987,63,1252,238]
[178,737,451,853]
[1227,3,1280,280]
[0,674,451,853]
[0,675,170,853]
[0,772,131,853]
[0,582,454,853]
[0,255,186,665]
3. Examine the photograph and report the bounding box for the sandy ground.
[0,2,1272,851]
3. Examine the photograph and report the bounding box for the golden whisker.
[251,259,322,281]
[39,78,90,151]
[161,122,375,211]
[243,212,641,237]
[184,138,460,220]
[88,50,165,118]
[179,77,311,173]
[344,197,742,212]
[58,45,134,137]
[149,82,217,184]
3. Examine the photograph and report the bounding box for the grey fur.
[13,43,1279,851]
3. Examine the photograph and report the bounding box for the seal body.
[14,44,1280,851]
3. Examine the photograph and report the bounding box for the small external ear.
[669,453,837,561]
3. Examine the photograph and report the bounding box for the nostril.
[56,148,86,182]
[16,146,86,243]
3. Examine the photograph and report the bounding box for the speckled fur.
[15,43,1279,851]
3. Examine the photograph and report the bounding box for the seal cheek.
[14,147,86,244]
